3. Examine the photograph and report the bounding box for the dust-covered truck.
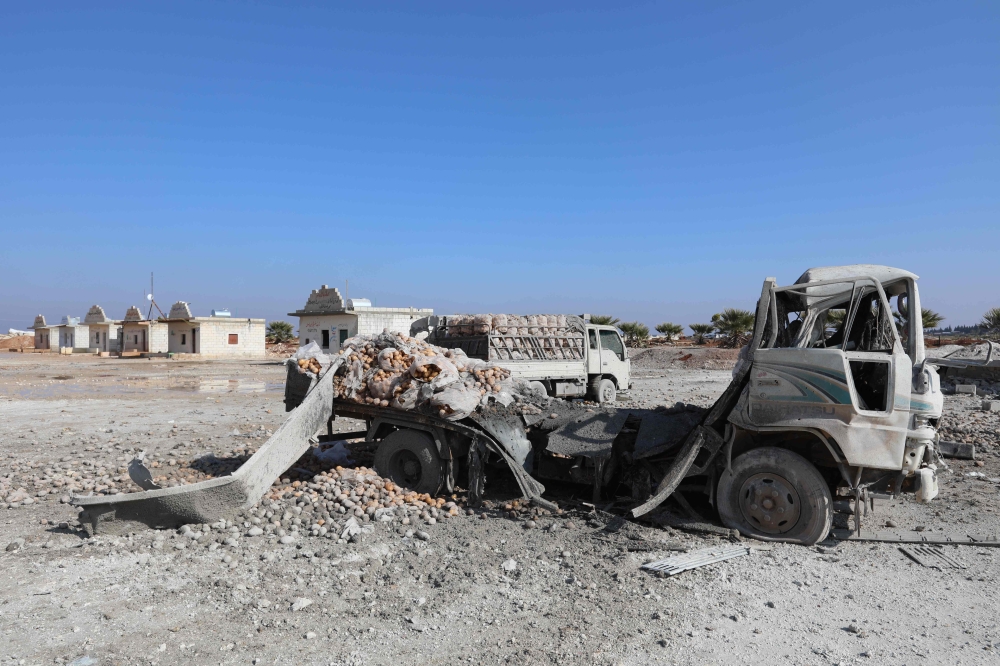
[411,313,631,403]
[75,264,944,547]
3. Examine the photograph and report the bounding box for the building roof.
[84,305,116,324]
[288,284,432,317]
[168,301,194,320]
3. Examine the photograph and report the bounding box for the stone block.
[955,384,978,395]
[982,400,1000,412]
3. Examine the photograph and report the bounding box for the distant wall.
[297,309,431,351]
[194,319,265,358]
[298,314,356,351]
[88,324,118,352]
[168,322,199,353]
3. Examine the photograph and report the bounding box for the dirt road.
[1,350,998,665]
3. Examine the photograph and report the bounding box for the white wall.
[122,324,142,351]
[297,309,432,352]
[88,324,118,352]
[121,323,166,352]
[149,323,169,353]
[168,322,199,353]
[193,319,265,358]
[56,325,90,349]
[298,314,357,351]
[34,329,52,349]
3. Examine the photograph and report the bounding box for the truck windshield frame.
[599,329,625,361]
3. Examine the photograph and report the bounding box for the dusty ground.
[1,348,999,665]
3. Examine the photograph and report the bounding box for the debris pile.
[262,464,462,520]
[291,331,530,421]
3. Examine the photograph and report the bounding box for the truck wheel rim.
[738,473,800,534]
[391,450,422,488]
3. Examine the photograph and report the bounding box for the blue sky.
[1,2,997,333]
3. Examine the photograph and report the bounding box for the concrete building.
[162,301,265,358]
[120,306,168,355]
[288,285,432,353]
[29,315,54,350]
[51,316,90,352]
[83,305,119,353]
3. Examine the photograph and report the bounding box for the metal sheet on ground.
[831,529,1000,547]
[545,410,631,457]
[899,545,966,569]
[641,545,752,576]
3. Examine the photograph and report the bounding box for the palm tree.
[619,322,650,346]
[712,308,755,347]
[982,308,1000,335]
[589,315,620,326]
[655,322,683,340]
[266,321,295,343]
[825,309,846,327]
[921,309,945,330]
[689,323,714,345]
[893,308,945,334]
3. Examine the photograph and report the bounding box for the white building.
[162,301,265,358]
[120,306,168,355]
[83,305,118,353]
[288,285,432,353]
[29,315,54,350]
[51,316,90,352]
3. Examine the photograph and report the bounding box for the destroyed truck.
[74,264,943,547]
[410,313,631,404]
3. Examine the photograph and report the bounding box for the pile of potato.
[329,331,515,419]
[297,357,324,375]
[263,464,462,520]
[439,313,586,361]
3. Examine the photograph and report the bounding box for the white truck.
[75,265,946,547]
[412,313,631,403]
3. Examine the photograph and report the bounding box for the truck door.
[586,328,601,375]
[749,282,911,470]
[597,329,629,389]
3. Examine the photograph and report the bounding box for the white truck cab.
[586,324,631,403]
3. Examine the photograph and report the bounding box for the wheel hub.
[391,450,422,487]
[738,473,801,534]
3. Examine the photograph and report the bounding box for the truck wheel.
[373,430,443,495]
[590,377,616,404]
[716,447,832,545]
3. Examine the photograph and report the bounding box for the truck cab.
[715,265,944,542]
[585,323,631,403]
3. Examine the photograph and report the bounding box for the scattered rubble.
[3,341,1000,664]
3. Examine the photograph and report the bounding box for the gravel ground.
[1,351,999,665]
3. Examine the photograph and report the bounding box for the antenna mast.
[146,272,167,320]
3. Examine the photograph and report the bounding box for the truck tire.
[373,429,443,495]
[716,447,832,545]
[590,377,616,404]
